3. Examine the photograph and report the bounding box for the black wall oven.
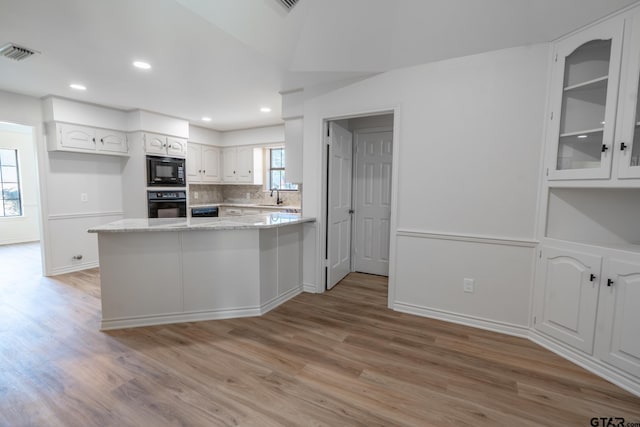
[147,155,185,187]
[148,191,187,218]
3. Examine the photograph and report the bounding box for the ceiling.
[0,0,638,131]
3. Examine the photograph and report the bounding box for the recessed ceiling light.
[577,135,588,139]
[202,117,212,122]
[69,83,86,91]
[260,107,271,113]
[133,61,151,70]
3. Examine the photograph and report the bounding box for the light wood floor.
[1,243,639,426]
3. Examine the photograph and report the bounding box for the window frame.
[0,148,23,218]
[266,147,298,191]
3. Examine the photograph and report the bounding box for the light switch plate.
[463,278,475,293]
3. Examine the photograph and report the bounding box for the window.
[0,149,22,217]
[268,148,298,190]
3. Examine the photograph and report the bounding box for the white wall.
[0,124,40,245]
[222,124,284,147]
[302,43,549,330]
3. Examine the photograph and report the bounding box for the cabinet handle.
[620,142,628,151]
[92,137,96,143]
[590,274,596,282]
[248,170,251,174]
[198,170,201,173]
[234,170,236,174]
[203,170,205,173]
[607,278,614,287]
[100,138,104,144]
[601,144,609,153]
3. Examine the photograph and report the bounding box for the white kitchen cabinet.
[144,133,186,158]
[535,246,602,354]
[596,256,640,377]
[47,123,128,156]
[222,146,262,184]
[187,142,221,183]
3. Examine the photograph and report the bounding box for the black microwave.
[146,155,185,187]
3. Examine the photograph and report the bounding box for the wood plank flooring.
[1,242,639,426]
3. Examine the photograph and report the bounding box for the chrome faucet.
[270,187,283,205]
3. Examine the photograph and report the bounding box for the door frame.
[318,108,400,308]
[350,126,394,273]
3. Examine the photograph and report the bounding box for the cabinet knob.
[92,137,96,143]
[100,138,104,144]
[590,274,596,282]
[203,170,205,173]
[601,144,609,153]
[607,278,614,287]
[248,170,251,174]
[620,142,628,151]
[198,170,201,173]
[234,170,236,174]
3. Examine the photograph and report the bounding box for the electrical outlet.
[80,193,88,202]
[194,191,199,200]
[463,278,475,293]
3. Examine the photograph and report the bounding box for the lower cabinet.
[535,242,640,380]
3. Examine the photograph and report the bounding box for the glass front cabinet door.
[547,18,624,180]
[617,8,640,179]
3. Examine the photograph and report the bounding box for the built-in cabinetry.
[187,143,221,183]
[222,146,263,185]
[534,9,640,394]
[46,123,128,156]
[144,133,187,158]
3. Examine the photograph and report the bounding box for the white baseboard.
[393,301,530,338]
[529,331,640,398]
[49,261,99,276]
[261,286,302,313]
[303,282,317,293]
[101,287,302,331]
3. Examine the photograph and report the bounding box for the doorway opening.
[0,121,43,276]
[324,113,394,290]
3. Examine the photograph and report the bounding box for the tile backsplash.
[189,184,301,207]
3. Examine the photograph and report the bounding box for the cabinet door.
[617,10,640,179]
[96,129,128,154]
[596,257,640,377]
[201,146,221,183]
[547,18,624,181]
[59,124,96,151]
[166,137,187,158]
[536,246,602,354]
[236,146,253,182]
[186,143,202,183]
[222,147,237,182]
[144,133,167,155]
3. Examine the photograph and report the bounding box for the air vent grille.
[0,43,38,61]
[278,0,299,11]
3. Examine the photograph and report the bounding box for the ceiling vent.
[0,43,39,61]
[277,0,299,12]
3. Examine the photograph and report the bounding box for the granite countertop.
[88,212,314,233]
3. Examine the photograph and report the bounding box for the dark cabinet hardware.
[590,274,596,282]
[607,278,614,287]
[620,142,628,151]
[602,144,609,152]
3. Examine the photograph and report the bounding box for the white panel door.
[222,147,237,182]
[536,246,602,354]
[166,137,187,158]
[353,130,392,276]
[59,124,95,151]
[596,257,640,377]
[186,143,202,183]
[236,146,253,182]
[144,133,167,155]
[202,146,221,183]
[327,122,353,289]
[97,129,128,154]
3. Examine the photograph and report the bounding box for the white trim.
[394,301,530,338]
[261,286,302,312]
[396,229,538,248]
[50,261,99,276]
[529,330,640,398]
[303,282,317,293]
[0,238,39,246]
[101,286,302,330]
[48,211,124,220]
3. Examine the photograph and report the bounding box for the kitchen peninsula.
[89,213,314,330]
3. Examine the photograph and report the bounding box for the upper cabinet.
[547,13,640,185]
[144,133,187,158]
[187,142,221,184]
[47,123,129,157]
[547,18,624,181]
[222,146,262,185]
